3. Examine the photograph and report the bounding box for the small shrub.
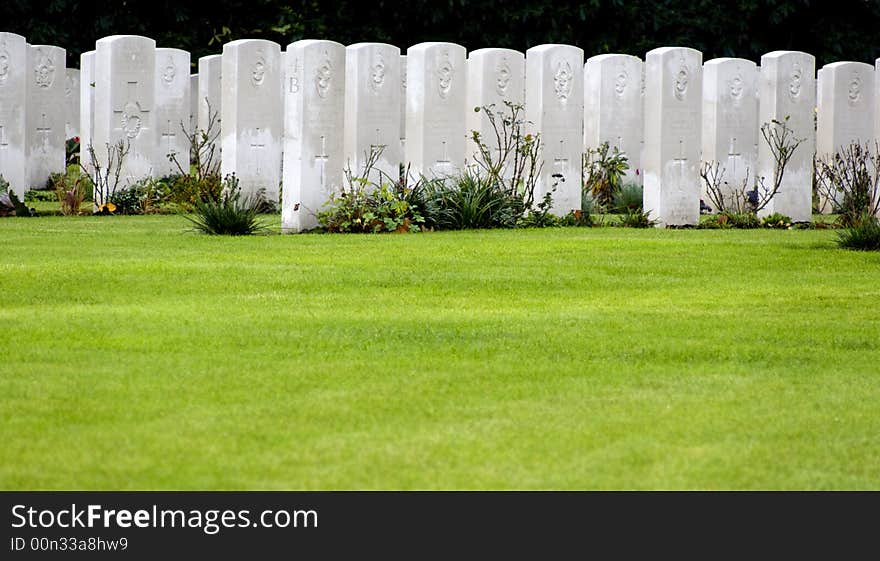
[761,212,792,229]
[617,207,657,228]
[816,142,880,227]
[613,182,643,213]
[836,215,880,251]
[55,170,90,216]
[319,146,426,233]
[559,209,593,227]
[722,211,761,229]
[186,175,267,236]
[583,141,629,211]
[517,192,560,228]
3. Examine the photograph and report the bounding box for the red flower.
[73,136,80,143]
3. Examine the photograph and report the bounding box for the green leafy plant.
[426,169,523,230]
[836,214,880,251]
[185,174,267,236]
[583,141,629,212]
[617,207,658,228]
[54,167,92,216]
[761,212,792,229]
[108,179,163,215]
[318,146,425,233]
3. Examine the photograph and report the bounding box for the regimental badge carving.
[614,68,628,97]
[0,42,10,85]
[315,51,332,98]
[162,56,176,86]
[33,48,55,89]
[401,62,407,92]
[788,63,803,99]
[436,49,454,99]
[369,51,386,93]
[554,60,573,103]
[121,101,143,139]
[848,72,862,105]
[495,57,511,96]
[673,60,689,101]
[729,74,744,101]
[289,56,300,94]
[251,51,266,87]
[65,73,74,97]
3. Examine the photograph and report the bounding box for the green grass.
[1,215,879,490]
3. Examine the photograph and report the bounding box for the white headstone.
[343,43,401,186]
[79,51,95,175]
[220,39,282,202]
[154,48,191,177]
[817,61,874,157]
[405,42,467,180]
[758,51,815,222]
[26,44,66,189]
[65,68,80,139]
[198,54,221,137]
[525,44,584,215]
[281,40,345,233]
[400,54,406,157]
[465,48,525,163]
[189,74,198,133]
[583,53,643,183]
[643,47,703,226]
[93,35,157,195]
[817,61,874,213]
[701,58,758,208]
[0,32,27,198]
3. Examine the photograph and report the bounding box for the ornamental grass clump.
[186,175,268,236]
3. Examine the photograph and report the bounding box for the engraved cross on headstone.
[113,80,147,137]
[369,128,383,154]
[435,140,453,174]
[36,113,52,154]
[315,135,329,190]
[250,127,266,176]
[553,139,569,179]
[672,139,688,190]
[727,136,742,180]
[162,119,177,158]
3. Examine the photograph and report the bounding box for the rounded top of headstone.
[346,42,399,54]
[586,53,641,64]
[286,39,345,51]
[28,44,66,55]
[199,54,222,63]
[468,48,524,60]
[0,32,27,43]
[223,39,281,52]
[191,73,198,78]
[822,60,873,72]
[761,50,814,63]
[96,35,157,47]
[527,44,584,57]
[646,46,702,59]
[704,57,756,68]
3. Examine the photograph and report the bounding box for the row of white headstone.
[0,32,877,228]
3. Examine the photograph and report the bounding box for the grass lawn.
[1,214,879,490]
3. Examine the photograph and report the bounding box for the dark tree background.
[3,0,879,69]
